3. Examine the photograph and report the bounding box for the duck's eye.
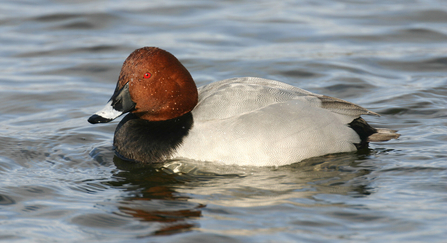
[143,72,151,79]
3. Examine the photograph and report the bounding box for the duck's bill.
[88,100,124,124]
[88,82,135,124]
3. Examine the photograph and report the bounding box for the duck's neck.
[113,112,193,163]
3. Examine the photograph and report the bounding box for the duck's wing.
[317,95,379,117]
[194,77,378,121]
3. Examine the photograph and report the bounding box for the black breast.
[113,112,193,163]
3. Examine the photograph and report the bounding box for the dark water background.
[1,0,447,242]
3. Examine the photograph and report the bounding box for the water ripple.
[1,0,447,242]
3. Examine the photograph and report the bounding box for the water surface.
[1,0,447,242]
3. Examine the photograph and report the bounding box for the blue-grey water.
[1,0,447,242]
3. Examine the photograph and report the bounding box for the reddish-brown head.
[114,47,198,121]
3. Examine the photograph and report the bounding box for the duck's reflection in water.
[108,151,375,235]
[109,156,204,235]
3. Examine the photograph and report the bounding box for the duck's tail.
[368,128,400,142]
[349,117,400,150]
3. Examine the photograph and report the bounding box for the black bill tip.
[88,114,113,124]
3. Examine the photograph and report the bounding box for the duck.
[88,47,399,166]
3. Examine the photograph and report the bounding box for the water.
[1,0,447,242]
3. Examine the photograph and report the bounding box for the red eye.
[143,72,151,79]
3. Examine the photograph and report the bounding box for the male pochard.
[88,47,399,166]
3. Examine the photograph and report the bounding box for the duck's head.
[88,47,198,124]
